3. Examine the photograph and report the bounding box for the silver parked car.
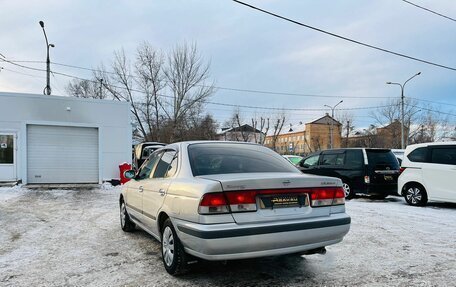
[120,141,351,275]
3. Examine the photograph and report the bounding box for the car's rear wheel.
[342,182,355,200]
[120,200,135,232]
[161,218,188,275]
[404,184,428,206]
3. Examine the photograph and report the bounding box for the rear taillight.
[310,187,345,207]
[198,193,229,214]
[364,176,370,184]
[399,167,406,174]
[198,191,257,214]
[332,188,346,206]
[199,187,346,214]
[224,191,257,212]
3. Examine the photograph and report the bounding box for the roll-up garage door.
[27,125,99,184]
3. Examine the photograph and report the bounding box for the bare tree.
[93,49,149,140]
[163,42,215,142]
[66,42,215,143]
[370,98,421,148]
[251,116,269,144]
[66,78,106,99]
[335,111,355,147]
[270,113,286,151]
[135,42,166,141]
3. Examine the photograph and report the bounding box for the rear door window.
[137,151,163,180]
[321,153,344,166]
[153,150,177,178]
[344,150,363,169]
[366,150,399,170]
[431,148,456,165]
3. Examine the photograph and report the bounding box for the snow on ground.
[0,186,455,287]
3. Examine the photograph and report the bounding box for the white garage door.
[27,125,99,184]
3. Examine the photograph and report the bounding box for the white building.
[0,92,131,184]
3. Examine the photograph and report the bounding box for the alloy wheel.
[162,226,175,267]
[342,183,351,198]
[406,187,422,205]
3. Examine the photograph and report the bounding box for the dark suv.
[298,148,400,199]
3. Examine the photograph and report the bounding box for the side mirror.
[301,163,310,168]
[124,170,136,179]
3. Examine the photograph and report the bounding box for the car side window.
[153,150,177,178]
[321,153,344,166]
[431,148,456,165]
[407,147,428,163]
[302,155,319,167]
[165,153,179,178]
[344,150,363,168]
[137,151,163,180]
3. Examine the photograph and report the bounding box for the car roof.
[406,141,456,149]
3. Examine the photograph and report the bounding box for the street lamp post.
[324,100,343,149]
[39,21,54,95]
[386,72,421,149]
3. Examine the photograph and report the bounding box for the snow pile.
[0,185,28,202]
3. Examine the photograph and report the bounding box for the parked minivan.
[398,142,456,206]
[298,148,400,199]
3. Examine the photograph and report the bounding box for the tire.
[161,218,188,275]
[120,200,135,232]
[404,184,428,206]
[342,181,355,200]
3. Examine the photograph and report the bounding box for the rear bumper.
[173,213,350,261]
[364,183,398,195]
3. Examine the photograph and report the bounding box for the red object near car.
[119,163,132,185]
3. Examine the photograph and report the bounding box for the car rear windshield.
[366,150,399,170]
[188,143,298,176]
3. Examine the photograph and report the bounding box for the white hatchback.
[398,142,456,206]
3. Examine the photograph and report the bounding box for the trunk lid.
[366,149,400,184]
[198,172,341,224]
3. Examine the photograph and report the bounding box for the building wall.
[0,92,132,183]
[265,123,342,155]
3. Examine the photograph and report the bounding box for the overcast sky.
[1,0,455,128]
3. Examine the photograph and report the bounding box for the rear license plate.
[259,194,308,209]
[384,175,393,181]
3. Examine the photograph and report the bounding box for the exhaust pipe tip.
[298,247,327,256]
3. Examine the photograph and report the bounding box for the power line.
[2,58,455,114]
[410,105,456,117]
[402,0,456,23]
[232,0,456,72]
[49,61,395,99]
[3,58,395,100]
[2,67,45,78]
[1,58,399,112]
[4,58,456,107]
[409,96,456,108]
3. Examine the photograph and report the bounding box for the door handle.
[138,186,144,193]
[159,189,166,196]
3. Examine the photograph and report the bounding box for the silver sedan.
[120,141,350,275]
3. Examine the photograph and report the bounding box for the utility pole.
[99,78,103,98]
[346,120,350,147]
[324,100,343,149]
[386,72,421,149]
[39,21,54,95]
